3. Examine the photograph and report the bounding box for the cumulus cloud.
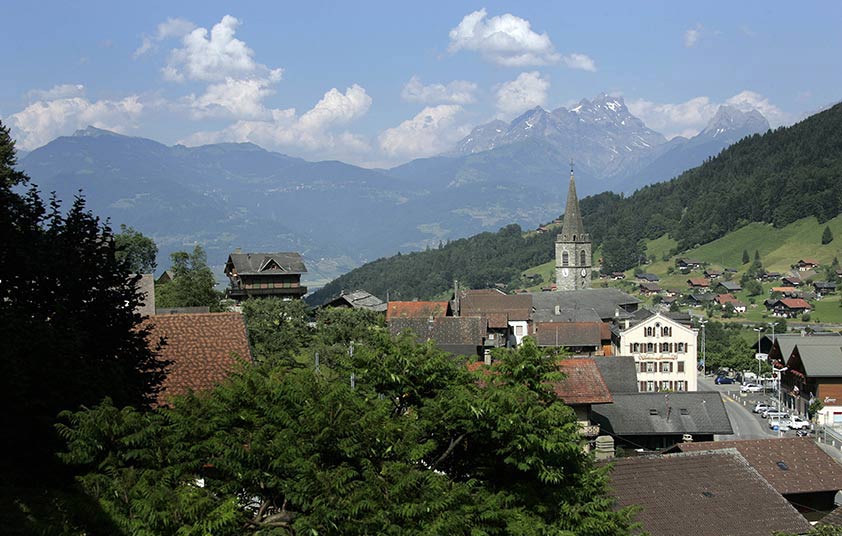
[27,84,86,102]
[684,24,702,48]
[628,90,788,139]
[134,17,197,58]
[378,104,470,159]
[401,75,477,104]
[185,73,281,119]
[179,84,372,156]
[562,53,596,72]
[495,71,549,119]
[8,95,143,150]
[448,9,561,67]
[163,15,281,83]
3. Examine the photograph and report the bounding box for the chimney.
[594,435,615,460]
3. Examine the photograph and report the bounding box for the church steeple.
[555,160,592,291]
[560,161,586,241]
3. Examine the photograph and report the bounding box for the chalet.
[670,438,842,519]
[322,289,386,312]
[761,271,782,282]
[224,252,307,301]
[795,258,820,271]
[781,274,803,287]
[143,312,252,406]
[638,282,662,295]
[386,301,450,321]
[703,269,722,279]
[590,392,732,450]
[676,258,703,270]
[767,298,812,318]
[777,338,842,423]
[716,280,742,293]
[715,293,747,313]
[610,271,626,280]
[636,273,660,282]
[814,281,837,296]
[771,286,800,297]
[607,451,811,536]
[456,289,532,347]
[533,322,612,355]
[758,331,842,356]
[686,293,715,307]
[686,277,710,290]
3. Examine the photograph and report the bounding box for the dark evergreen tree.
[822,225,833,245]
[742,249,750,264]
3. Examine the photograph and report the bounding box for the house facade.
[224,252,307,301]
[615,312,699,392]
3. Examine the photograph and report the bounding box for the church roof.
[559,168,586,241]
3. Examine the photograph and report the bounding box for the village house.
[389,315,487,358]
[686,277,710,291]
[321,289,386,312]
[766,297,812,318]
[686,293,715,308]
[636,273,660,282]
[703,268,722,279]
[610,271,626,280]
[814,281,837,297]
[716,280,742,293]
[533,322,612,355]
[715,293,747,313]
[224,251,307,301]
[774,336,842,423]
[614,311,699,392]
[606,450,811,536]
[795,258,820,271]
[638,281,662,296]
[670,438,842,520]
[551,358,613,442]
[455,288,532,347]
[771,286,800,297]
[386,300,450,321]
[676,258,704,270]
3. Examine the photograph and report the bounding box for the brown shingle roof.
[552,358,612,405]
[687,277,710,287]
[608,450,811,536]
[388,316,486,346]
[670,437,842,495]
[385,301,450,321]
[144,312,252,405]
[779,298,812,310]
[458,290,532,321]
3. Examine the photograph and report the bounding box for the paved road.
[698,373,778,440]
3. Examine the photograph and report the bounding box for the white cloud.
[401,76,477,104]
[27,84,86,102]
[8,96,143,150]
[185,74,280,119]
[378,104,469,159]
[179,84,372,156]
[448,9,561,67]
[684,24,702,48]
[725,90,789,126]
[163,15,281,83]
[629,90,789,139]
[562,53,596,72]
[495,71,549,119]
[134,17,197,58]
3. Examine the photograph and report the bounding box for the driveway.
[698,373,778,440]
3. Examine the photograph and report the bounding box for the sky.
[2,1,841,168]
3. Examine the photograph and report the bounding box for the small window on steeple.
[562,251,569,266]
[580,250,587,266]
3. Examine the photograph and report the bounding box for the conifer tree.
[822,225,833,245]
[742,249,750,264]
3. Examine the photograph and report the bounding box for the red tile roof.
[687,278,710,287]
[779,298,811,309]
[716,293,738,303]
[386,301,449,321]
[551,358,612,405]
[671,437,842,495]
[144,313,252,405]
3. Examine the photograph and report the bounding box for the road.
[698,373,778,440]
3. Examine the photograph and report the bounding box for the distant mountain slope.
[310,102,842,302]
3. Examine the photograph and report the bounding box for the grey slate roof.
[608,450,812,536]
[792,344,842,378]
[717,281,742,291]
[225,252,307,275]
[637,273,660,282]
[593,356,639,394]
[323,290,386,312]
[529,288,640,322]
[389,316,486,347]
[591,392,733,436]
[558,170,586,241]
[773,334,842,368]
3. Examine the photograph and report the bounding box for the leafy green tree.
[822,225,834,245]
[0,119,166,532]
[742,249,750,264]
[156,245,223,310]
[241,297,311,364]
[58,335,637,535]
[114,224,158,273]
[744,279,763,296]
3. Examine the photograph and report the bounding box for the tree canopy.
[114,224,158,273]
[156,244,223,310]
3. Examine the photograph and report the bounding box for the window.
[562,251,569,266]
[662,326,672,337]
[645,361,656,373]
[661,381,671,391]
[645,326,654,337]
[646,342,654,353]
[515,325,523,336]
[676,381,686,391]
[660,362,672,373]
[631,342,640,353]
[677,361,685,373]
[580,250,587,266]
[646,381,655,392]
[639,381,646,392]
[677,342,685,352]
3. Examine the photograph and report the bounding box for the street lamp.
[753,326,765,380]
[699,319,708,375]
[767,320,779,347]
[773,365,789,437]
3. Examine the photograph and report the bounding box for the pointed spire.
[561,161,585,240]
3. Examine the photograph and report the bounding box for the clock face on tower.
[581,268,587,277]
[562,268,569,277]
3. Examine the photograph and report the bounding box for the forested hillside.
[310,103,842,304]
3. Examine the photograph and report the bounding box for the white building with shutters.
[614,312,699,392]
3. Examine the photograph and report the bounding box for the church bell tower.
[555,162,591,291]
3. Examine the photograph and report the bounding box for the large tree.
[58,335,636,535]
[156,244,223,310]
[114,224,158,273]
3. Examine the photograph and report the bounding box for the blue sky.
[2,1,840,167]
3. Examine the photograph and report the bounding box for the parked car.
[786,416,810,430]
[765,411,790,421]
[753,403,772,414]
[769,416,791,430]
[741,383,763,393]
[715,376,735,385]
[761,407,780,418]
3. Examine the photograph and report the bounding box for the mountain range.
[17,94,771,285]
